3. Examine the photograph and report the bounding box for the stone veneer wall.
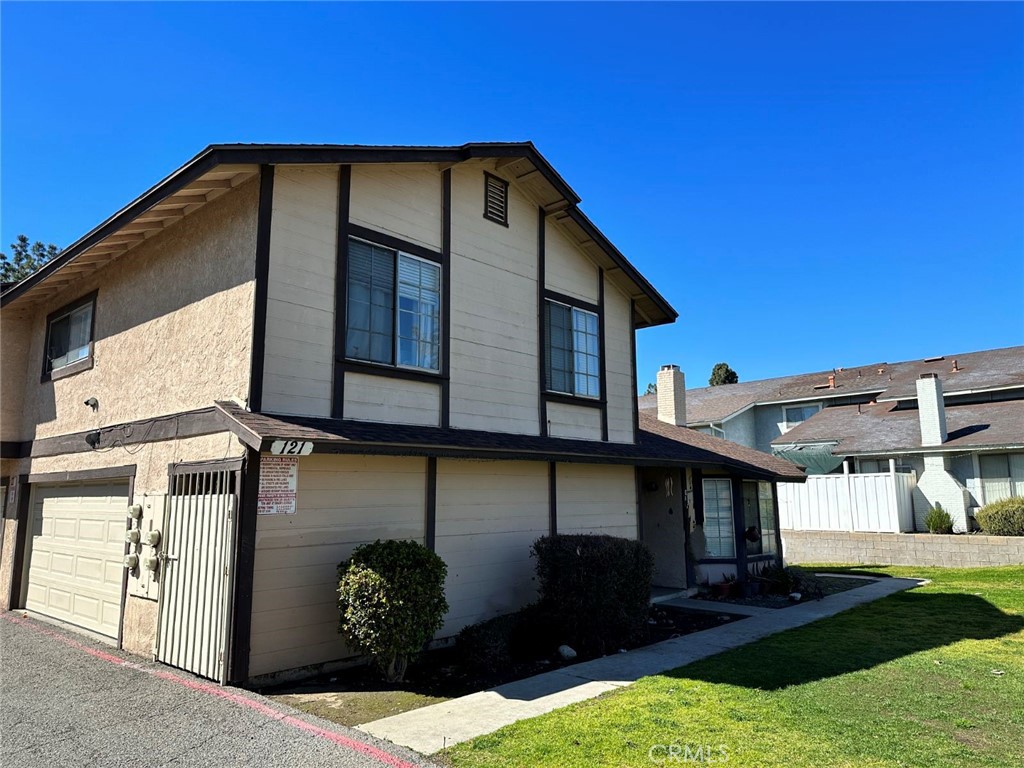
[783,529,1024,568]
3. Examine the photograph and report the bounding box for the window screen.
[545,301,600,398]
[758,482,776,555]
[702,478,735,558]
[47,301,93,372]
[347,239,395,364]
[397,255,441,370]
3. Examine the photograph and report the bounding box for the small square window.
[483,172,509,226]
[42,292,96,380]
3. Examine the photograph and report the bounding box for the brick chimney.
[916,373,947,446]
[657,365,686,427]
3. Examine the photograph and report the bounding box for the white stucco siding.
[544,219,599,303]
[448,166,540,435]
[546,401,602,440]
[556,464,637,538]
[349,164,442,251]
[434,459,549,636]
[343,372,441,426]
[262,166,339,417]
[249,454,427,678]
[603,279,635,443]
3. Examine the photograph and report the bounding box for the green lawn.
[441,566,1024,768]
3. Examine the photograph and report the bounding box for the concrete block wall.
[783,529,1024,568]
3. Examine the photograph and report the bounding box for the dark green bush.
[975,497,1024,536]
[337,539,448,682]
[532,534,654,656]
[457,613,517,674]
[756,564,825,599]
[925,503,954,534]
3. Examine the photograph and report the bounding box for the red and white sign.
[258,456,298,515]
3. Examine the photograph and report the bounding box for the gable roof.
[0,142,676,327]
[638,345,1024,424]
[214,401,804,482]
[771,398,1024,455]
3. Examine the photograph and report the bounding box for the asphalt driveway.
[0,612,434,768]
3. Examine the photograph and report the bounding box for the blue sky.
[3,2,1022,389]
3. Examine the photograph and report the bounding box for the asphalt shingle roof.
[638,346,1024,425]
[215,402,804,481]
[771,398,1024,455]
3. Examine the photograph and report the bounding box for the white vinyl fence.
[779,470,917,533]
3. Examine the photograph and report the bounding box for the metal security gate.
[156,461,241,683]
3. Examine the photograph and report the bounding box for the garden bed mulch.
[265,605,736,727]
[691,574,872,609]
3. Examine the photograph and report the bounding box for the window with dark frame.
[483,172,509,226]
[43,293,95,376]
[544,299,600,398]
[345,237,441,372]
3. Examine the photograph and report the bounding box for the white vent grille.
[483,172,509,226]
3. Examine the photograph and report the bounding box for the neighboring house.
[639,348,1024,532]
[0,143,800,685]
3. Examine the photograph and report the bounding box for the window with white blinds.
[545,300,600,398]
[346,238,440,371]
[702,478,736,558]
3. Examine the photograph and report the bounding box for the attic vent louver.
[483,172,509,226]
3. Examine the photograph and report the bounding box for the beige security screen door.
[156,461,240,683]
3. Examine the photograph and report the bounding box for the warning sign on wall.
[258,456,298,515]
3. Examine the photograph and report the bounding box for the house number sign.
[270,440,314,456]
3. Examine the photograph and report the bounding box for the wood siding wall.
[556,464,637,538]
[248,454,427,678]
[262,166,338,417]
[434,458,549,636]
[260,161,637,442]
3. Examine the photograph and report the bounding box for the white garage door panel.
[25,482,129,639]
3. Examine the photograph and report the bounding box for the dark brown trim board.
[27,464,137,485]
[348,224,443,264]
[18,407,225,460]
[681,468,696,587]
[425,456,437,551]
[549,462,558,536]
[537,206,548,437]
[771,482,783,564]
[597,268,608,442]
[543,392,605,410]
[40,289,99,383]
[731,476,748,582]
[229,447,260,683]
[634,466,643,541]
[7,476,32,610]
[332,165,352,420]
[543,289,600,315]
[0,442,25,459]
[248,164,275,413]
[629,299,639,443]
[440,169,452,429]
[339,359,444,386]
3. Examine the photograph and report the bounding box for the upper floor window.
[43,292,96,379]
[545,300,600,398]
[346,238,440,372]
[483,172,509,226]
[783,403,820,431]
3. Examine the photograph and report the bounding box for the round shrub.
[532,534,654,656]
[975,497,1024,536]
[337,539,448,682]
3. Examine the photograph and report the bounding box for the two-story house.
[1,143,801,685]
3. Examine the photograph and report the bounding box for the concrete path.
[359,576,924,755]
[0,612,435,768]
[658,596,776,616]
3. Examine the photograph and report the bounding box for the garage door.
[25,481,129,639]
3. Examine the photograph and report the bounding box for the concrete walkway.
[359,576,924,755]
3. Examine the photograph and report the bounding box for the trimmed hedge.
[532,534,654,656]
[975,497,1024,536]
[337,539,448,682]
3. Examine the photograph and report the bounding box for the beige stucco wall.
[1,310,33,442]
[15,178,258,441]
